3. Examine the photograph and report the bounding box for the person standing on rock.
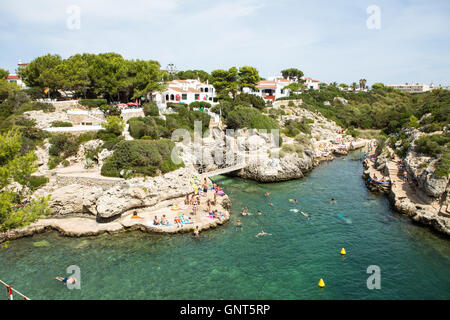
[202,178,208,196]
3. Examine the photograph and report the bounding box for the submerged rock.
[33,240,50,247]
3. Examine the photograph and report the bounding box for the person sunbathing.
[131,211,144,219]
[153,216,160,225]
[161,215,169,225]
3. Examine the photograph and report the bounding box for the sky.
[1,0,449,86]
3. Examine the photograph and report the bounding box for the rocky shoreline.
[362,145,449,236]
[0,167,232,244]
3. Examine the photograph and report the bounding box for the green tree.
[142,102,160,116]
[0,68,9,79]
[88,53,127,101]
[18,54,63,96]
[176,70,212,83]
[0,130,50,231]
[211,67,239,98]
[129,59,166,99]
[102,116,125,136]
[55,54,91,98]
[281,68,304,82]
[100,104,121,117]
[238,66,260,91]
[359,79,367,90]
[284,82,306,94]
[408,115,420,128]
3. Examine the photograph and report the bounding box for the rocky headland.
[362,128,449,236]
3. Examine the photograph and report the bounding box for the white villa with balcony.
[151,79,216,112]
[242,76,321,101]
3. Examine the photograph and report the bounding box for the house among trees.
[303,77,320,90]
[6,60,29,89]
[151,79,216,111]
[242,76,321,101]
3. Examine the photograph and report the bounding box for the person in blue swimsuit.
[56,277,76,285]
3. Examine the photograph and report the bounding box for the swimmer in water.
[236,220,242,229]
[268,202,273,206]
[292,199,298,204]
[240,211,247,216]
[244,206,249,213]
[264,192,271,197]
[194,226,199,237]
[257,210,262,215]
[56,277,77,285]
[255,230,272,237]
[301,211,310,219]
[330,198,337,203]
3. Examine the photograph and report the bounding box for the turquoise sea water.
[0,155,449,300]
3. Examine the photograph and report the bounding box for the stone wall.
[51,100,80,112]
[67,113,105,125]
[122,110,145,122]
[56,175,125,189]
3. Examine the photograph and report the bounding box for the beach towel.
[179,216,193,224]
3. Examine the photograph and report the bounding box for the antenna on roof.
[166,63,178,75]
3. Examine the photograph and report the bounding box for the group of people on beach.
[188,178,226,237]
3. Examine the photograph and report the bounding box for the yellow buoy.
[340,248,346,255]
[318,279,325,288]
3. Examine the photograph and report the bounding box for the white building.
[6,74,27,89]
[242,78,291,102]
[151,79,216,112]
[6,60,29,89]
[303,77,320,90]
[386,83,431,93]
[242,76,321,102]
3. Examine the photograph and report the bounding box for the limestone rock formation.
[46,167,198,219]
[24,110,69,129]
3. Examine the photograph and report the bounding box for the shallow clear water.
[1,155,449,300]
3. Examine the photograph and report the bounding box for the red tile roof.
[7,75,20,80]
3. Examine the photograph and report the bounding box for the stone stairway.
[123,124,133,141]
[386,159,438,212]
